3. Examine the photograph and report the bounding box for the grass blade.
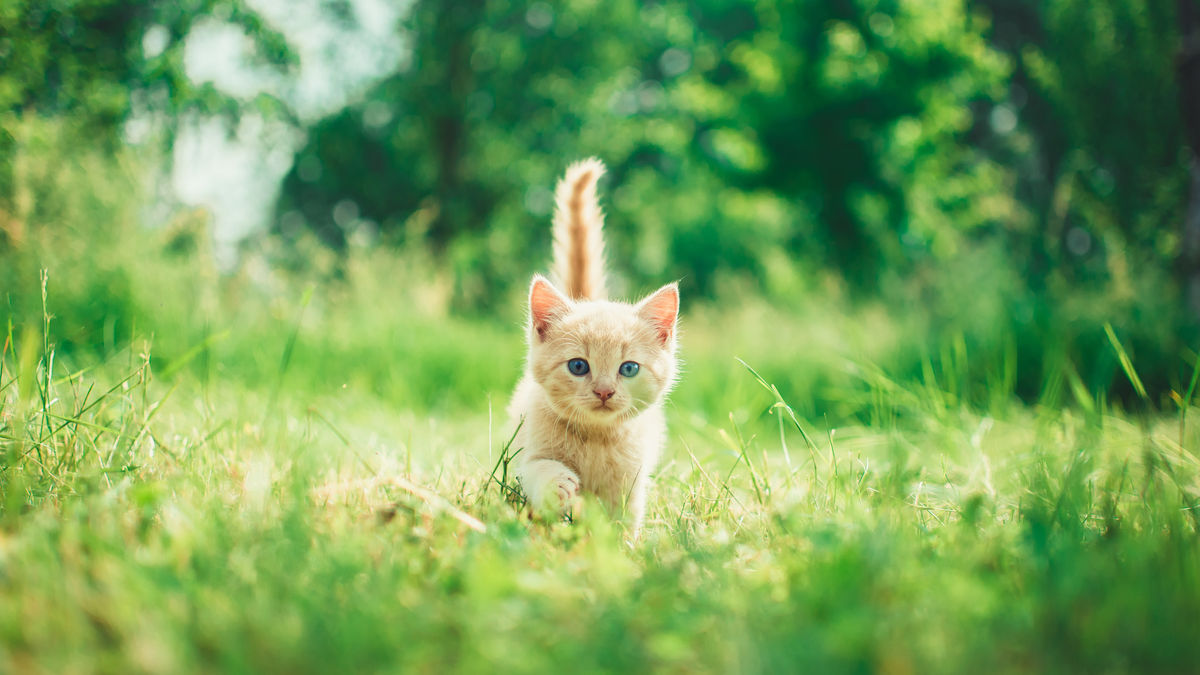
[1104,323,1149,403]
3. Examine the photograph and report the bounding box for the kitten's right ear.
[636,282,679,347]
[529,275,570,341]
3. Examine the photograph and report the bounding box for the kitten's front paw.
[551,469,580,508]
[519,459,582,518]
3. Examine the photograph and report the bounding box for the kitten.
[509,158,680,536]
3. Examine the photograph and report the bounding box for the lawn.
[2,285,1198,674]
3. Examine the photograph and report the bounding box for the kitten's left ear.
[637,282,679,346]
[529,274,571,342]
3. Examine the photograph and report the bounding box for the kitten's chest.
[547,414,660,502]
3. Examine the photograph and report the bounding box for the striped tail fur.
[551,158,607,301]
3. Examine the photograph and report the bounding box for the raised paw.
[518,459,583,518]
[551,469,580,508]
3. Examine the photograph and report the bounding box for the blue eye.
[619,361,640,377]
[567,358,590,376]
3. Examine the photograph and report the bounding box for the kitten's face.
[526,277,678,426]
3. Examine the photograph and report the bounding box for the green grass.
[3,109,1199,674]
[3,287,1200,674]
[2,123,1198,671]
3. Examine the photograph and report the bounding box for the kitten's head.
[526,275,679,426]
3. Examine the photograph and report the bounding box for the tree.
[0,0,293,248]
[276,0,1015,303]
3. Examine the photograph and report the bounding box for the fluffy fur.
[509,158,679,535]
[551,157,607,301]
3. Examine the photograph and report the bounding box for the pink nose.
[593,387,615,403]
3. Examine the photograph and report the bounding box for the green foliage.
[696,0,1016,281]
[1022,0,1184,245]
[0,116,518,410]
[0,0,293,127]
[1,0,1196,399]
[261,0,1198,400]
[970,0,1195,401]
[277,0,1018,299]
[0,0,293,218]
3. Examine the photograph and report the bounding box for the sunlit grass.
[2,287,1199,672]
[2,122,1198,671]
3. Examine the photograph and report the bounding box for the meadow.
[2,240,1199,673]
[2,1,1199,669]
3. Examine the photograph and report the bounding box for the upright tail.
[551,158,607,301]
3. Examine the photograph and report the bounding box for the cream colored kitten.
[509,158,679,535]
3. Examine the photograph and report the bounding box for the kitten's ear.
[529,275,571,341]
[637,282,679,346]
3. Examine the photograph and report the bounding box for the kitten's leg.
[518,458,580,514]
[625,476,648,541]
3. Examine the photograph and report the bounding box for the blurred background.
[1,0,1197,416]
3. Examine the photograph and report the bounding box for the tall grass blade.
[265,285,315,421]
[1181,353,1200,450]
[158,330,230,379]
[737,357,821,476]
[1104,323,1149,403]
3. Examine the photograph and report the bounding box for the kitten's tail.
[552,158,607,301]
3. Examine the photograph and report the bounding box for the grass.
[2,119,1199,671]
[2,277,1200,674]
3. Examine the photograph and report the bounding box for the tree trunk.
[1179,0,1200,315]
